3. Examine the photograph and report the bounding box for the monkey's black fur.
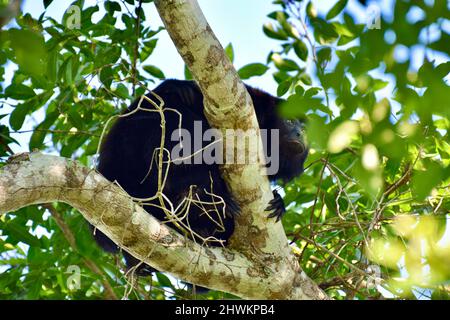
[92,79,308,276]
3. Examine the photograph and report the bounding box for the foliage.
[266,0,450,299]
[0,0,449,300]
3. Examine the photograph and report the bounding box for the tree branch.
[0,152,327,299]
[152,0,328,299]
[154,0,282,255]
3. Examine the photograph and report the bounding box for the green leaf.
[46,48,59,83]
[304,87,321,98]
[4,84,36,100]
[225,43,234,63]
[326,0,348,20]
[277,80,291,97]
[8,29,47,79]
[105,1,121,14]
[272,54,300,72]
[68,107,84,129]
[293,40,308,61]
[317,47,332,66]
[184,65,193,80]
[299,73,312,86]
[114,83,131,100]
[273,71,290,84]
[9,104,29,131]
[3,220,42,248]
[275,11,299,39]
[435,61,450,79]
[412,161,444,201]
[279,93,325,118]
[156,272,173,288]
[263,22,288,40]
[372,79,389,91]
[43,0,54,9]
[143,65,165,79]
[305,114,329,150]
[333,22,355,38]
[311,18,339,44]
[60,134,90,158]
[238,63,268,79]
[306,2,317,19]
[140,39,158,62]
[94,45,121,69]
[100,66,114,88]
[29,129,46,151]
[27,276,43,299]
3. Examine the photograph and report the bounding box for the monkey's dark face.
[241,86,308,183]
[274,117,308,183]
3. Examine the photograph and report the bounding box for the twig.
[383,163,412,197]
[295,233,369,278]
[13,129,100,137]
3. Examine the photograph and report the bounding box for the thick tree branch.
[154,0,282,255]
[0,0,328,300]
[0,152,326,299]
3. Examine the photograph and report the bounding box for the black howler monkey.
[92,79,308,276]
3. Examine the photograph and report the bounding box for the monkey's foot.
[265,189,286,222]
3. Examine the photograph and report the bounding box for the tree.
[0,0,449,300]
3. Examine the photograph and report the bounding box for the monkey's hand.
[265,189,286,222]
